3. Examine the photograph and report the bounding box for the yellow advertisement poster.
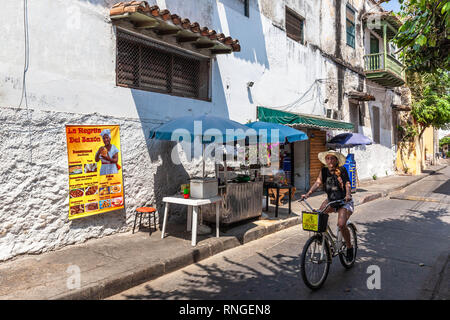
[66,125,125,220]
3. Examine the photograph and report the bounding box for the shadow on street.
[117,199,449,300]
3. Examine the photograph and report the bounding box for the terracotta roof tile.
[231,39,240,51]
[190,22,200,33]
[149,5,160,17]
[109,1,240,52]
[170,14,181,25]
[208,30,217,40]
[181,18,191,29]
[159,9,171,20]
[200,27,209,36]
[110,1,149,15]
[223,36,233,45]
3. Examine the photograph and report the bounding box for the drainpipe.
[383,23,387,70]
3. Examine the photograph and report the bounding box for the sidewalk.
[0,163,447,300]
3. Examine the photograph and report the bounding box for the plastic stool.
[133,207,157,235]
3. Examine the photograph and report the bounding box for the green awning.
[257,106,354,131]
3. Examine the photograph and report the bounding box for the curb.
[53,166,446,300]
[355,192,383,206]
[53,217,303,300]
[389,195,450,204]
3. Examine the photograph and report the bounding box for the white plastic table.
[161,194,222,246]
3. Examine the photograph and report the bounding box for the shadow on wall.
[70,208,127,234]
[129,62,230,220]
[125,1,271,212]
[93,0,269,217]
[82,0,270,69]
[151,139,191,219]
[218,0,269,69]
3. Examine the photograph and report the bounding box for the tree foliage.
[393,0,450,73]
[410,70,450,136]
[439,136,450,146]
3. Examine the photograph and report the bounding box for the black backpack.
[323,168,345,208]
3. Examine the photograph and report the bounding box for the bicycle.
[298,198,358,290]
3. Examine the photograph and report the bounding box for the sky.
[381,0,402,13]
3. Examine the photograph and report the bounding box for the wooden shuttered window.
[346,5,356,48]
[116,29,210,100]
[172,55,200,97]
[286,7,304,44]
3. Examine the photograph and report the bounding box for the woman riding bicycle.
[301,150,354,261]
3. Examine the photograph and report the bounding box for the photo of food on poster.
[66,125,125,220]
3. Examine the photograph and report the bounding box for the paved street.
[108,166,450,300]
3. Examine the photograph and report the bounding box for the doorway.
[370,34,379,54]
[293,140,308,192]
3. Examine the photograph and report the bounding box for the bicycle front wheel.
[300,234,331,290]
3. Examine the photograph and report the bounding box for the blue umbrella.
[149,114,257,144]
[327,132,372,148]
[149,115,258,178]
[245,121,308,143]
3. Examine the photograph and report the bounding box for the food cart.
[149,115,308,228]
[200,121,309,225]
[200,146,264,225]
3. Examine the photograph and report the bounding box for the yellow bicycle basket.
[302,211,328,232]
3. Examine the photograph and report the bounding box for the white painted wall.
[438,130,450,140]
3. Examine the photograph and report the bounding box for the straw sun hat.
[318,150,346,167]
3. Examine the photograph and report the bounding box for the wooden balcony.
[363,52,405,87]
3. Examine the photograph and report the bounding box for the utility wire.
[18,0,29,109]
[19,0,33,165]
[257,76,400,114]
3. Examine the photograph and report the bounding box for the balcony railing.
[363,52,405,86]
[363,53,404,78]
[386,54,404,78]
[364,53,383,71]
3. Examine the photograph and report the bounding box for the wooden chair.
[268,187,296,206]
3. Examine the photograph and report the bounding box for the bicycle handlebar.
[299,198,347,213]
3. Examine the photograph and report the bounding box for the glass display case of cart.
[217,163,262,185]
[202,144,264,225]
[217,143,263,184]
[261,168,289,185]
[260,143,292,186]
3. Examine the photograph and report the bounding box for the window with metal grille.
[346,5,356,48]
[116,29,210,100]
[285,7,304,44]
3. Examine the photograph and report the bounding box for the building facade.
[0,0,406,261]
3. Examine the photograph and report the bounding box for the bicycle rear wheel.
[338,223,357,269]
[300,234,331,290]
